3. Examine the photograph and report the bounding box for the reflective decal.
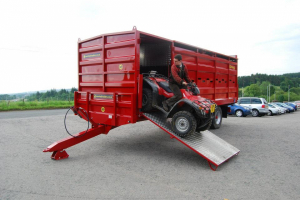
[94,94,113,99]
[83,53,101,59]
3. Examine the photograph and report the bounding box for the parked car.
[237,97,269,117]
[267,104,280,116]
[228,104,252,117]
[273,102,294,113]
[293,101,300,109]
[270,103,287,114]
[284,102,297,111]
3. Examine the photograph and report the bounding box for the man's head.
[174,54,182,67]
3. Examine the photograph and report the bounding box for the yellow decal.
[101,107,105,112]
[211,104,216,113]
[229,65,235,70]
[119,64,123,70]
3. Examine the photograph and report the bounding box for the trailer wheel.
[142,88,153,112]
[210,106,222,129]
[172,111,196,138]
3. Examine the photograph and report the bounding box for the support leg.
[43,125,111,160]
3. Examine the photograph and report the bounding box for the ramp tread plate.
[143,112,240,166]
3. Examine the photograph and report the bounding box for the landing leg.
[43,125,111,160]
[51,150,69,160]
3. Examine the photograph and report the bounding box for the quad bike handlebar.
[187,81,200,95]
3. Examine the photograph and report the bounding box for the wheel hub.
[215,110,221,124]
[175,117,189,132]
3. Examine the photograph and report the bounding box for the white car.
[267,104,281,116]
[237,97,269,117]
[270,103,287,114]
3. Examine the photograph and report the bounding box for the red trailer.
[44,27,239,170]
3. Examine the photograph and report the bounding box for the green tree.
[70,87,78,93]
[244,84,261,97]
[280,81,288,91]
[36,91,40,101]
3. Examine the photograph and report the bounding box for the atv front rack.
[142,112,240,171]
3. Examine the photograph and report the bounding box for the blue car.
[228,104,252,117]
[284,102,297,111]
[274,102,294,113]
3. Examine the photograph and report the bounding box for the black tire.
[235,109,243,117]
[142,88,153,112]
[210,106,222,129]
[252,109,259,117]
[197,119,212,132]
[267,110,272,116]
[171,111,197,138]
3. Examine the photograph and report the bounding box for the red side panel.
[174,45,238,105]
[77,31,140,126]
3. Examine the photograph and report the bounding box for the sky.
[0,0,299,94]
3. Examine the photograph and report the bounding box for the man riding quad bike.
[142,71,216,138]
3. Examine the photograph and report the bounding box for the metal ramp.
[143,112,240,171]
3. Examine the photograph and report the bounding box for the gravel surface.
[0,109,299,200]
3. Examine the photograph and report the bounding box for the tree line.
[0,87,78,102]
[238,72,300,102]
[238,72,300,90]
[27,88,78,101]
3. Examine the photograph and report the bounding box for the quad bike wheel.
[196,119,212,132]
[142,88,153,112]
[171,111,197,138]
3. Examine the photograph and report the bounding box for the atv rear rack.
[142,112,240,171]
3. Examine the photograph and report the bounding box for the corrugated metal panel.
[143,112,240,167]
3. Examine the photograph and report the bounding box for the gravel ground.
[0,109,299,200]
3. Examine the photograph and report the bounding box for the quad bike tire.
[171,111,197,138]
[142,88,153,112]
[196,119,212,132]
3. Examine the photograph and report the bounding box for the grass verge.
[0,100,74,111]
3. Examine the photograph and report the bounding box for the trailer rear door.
[76,30,140,126]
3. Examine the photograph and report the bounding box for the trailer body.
[44,28,240,170]
[76,28,238,128]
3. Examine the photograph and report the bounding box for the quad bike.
[142,71,216,138]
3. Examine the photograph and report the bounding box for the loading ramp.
[142,112,240,171]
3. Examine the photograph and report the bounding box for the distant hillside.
[238,72,300,89]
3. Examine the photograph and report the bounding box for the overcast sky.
[1,0,299,94]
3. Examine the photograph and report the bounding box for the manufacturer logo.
[119,64,123,70]
[101,107,105,112]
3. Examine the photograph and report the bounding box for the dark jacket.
[169,63,191,86]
